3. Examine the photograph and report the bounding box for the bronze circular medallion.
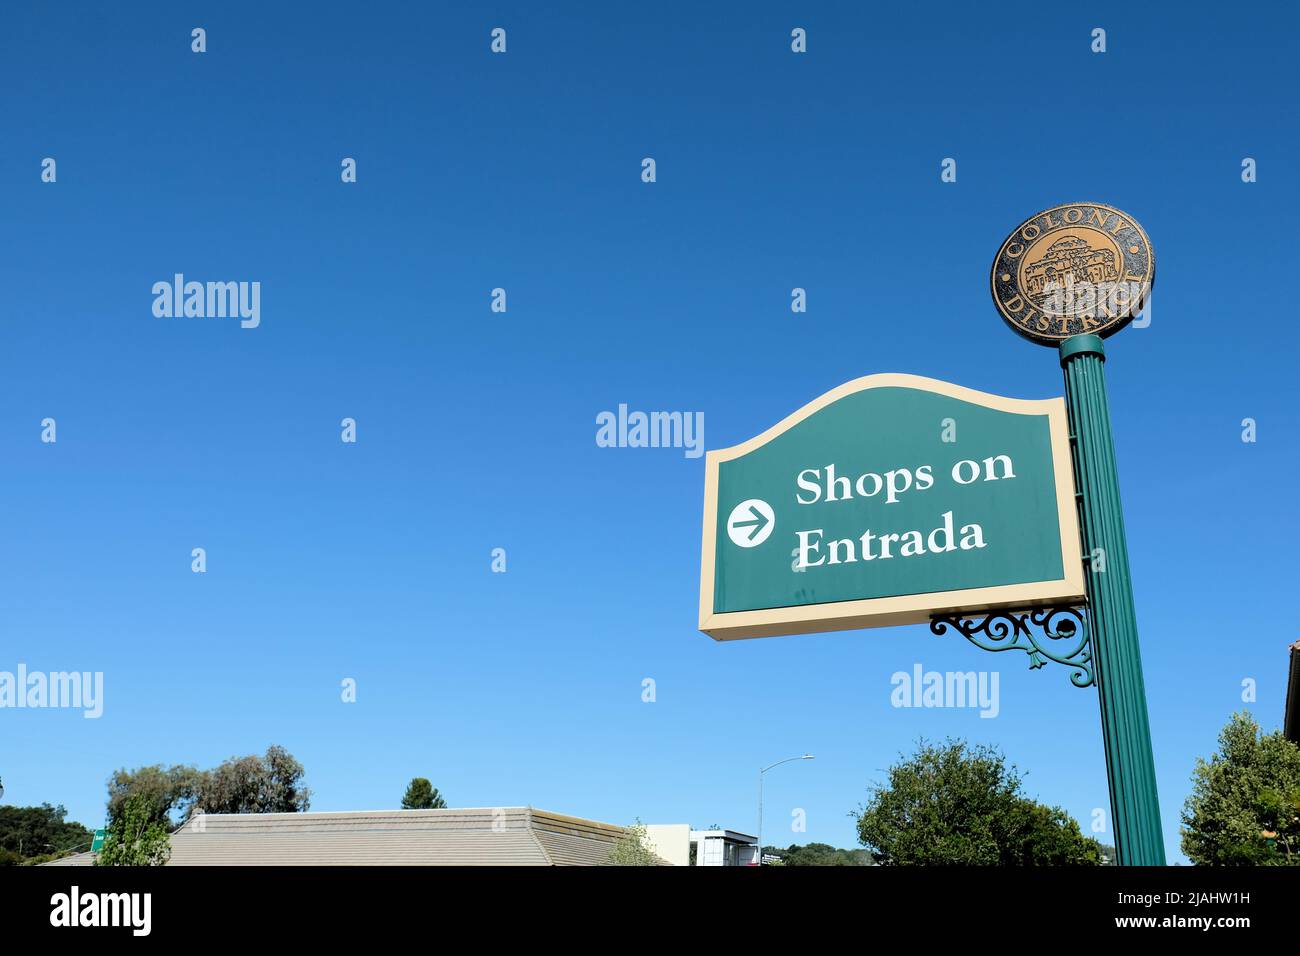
[990,202,1154,345]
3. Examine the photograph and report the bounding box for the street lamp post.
[757,754,814,865]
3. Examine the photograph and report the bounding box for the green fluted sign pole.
[1060,334,1165,866]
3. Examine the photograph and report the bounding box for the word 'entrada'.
[792,455,1016,569]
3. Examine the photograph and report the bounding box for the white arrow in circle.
[727,499,775,548]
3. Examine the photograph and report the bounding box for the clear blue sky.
[2,2,1295,863]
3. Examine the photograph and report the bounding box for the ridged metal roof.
[46,807,629,866]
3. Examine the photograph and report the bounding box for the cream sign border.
[699,374,1086,641]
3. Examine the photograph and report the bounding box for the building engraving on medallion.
[1023,236,1118,297]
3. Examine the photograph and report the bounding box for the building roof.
[46,807,631,867]
[690,828,756,843]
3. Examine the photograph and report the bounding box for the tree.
[607,820,661,866]
[855,739,1103,866]
[0,804,93,864]
[193,745,311,814]
[1181,711,1300,865]
[763,842,873,866]
[401,777,446,810]
[107,763,203,827]
[108,745,310,824]
[95,794,171,866]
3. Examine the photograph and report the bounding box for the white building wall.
[698,835,725,866]
[643,824,691,866]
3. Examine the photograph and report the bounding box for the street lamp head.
[757,754,816,865]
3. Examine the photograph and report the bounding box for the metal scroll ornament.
[929,606,1093,688]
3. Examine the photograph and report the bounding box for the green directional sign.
[91,828,106,852]
[699,374,1084,639]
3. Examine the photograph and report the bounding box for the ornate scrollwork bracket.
[929,606,1093,689]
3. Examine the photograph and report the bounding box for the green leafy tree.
[257,744,312,812]
[763,842,873,866]
[401,777,447,809]
[109,745,310,825]
[855,739,1103,866]
[0,804,93,864]
[607,820,661,866]
[194,745,311,814]
[1181,711,1300,865]
[95,795,171,867]
[107,763,203,827]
